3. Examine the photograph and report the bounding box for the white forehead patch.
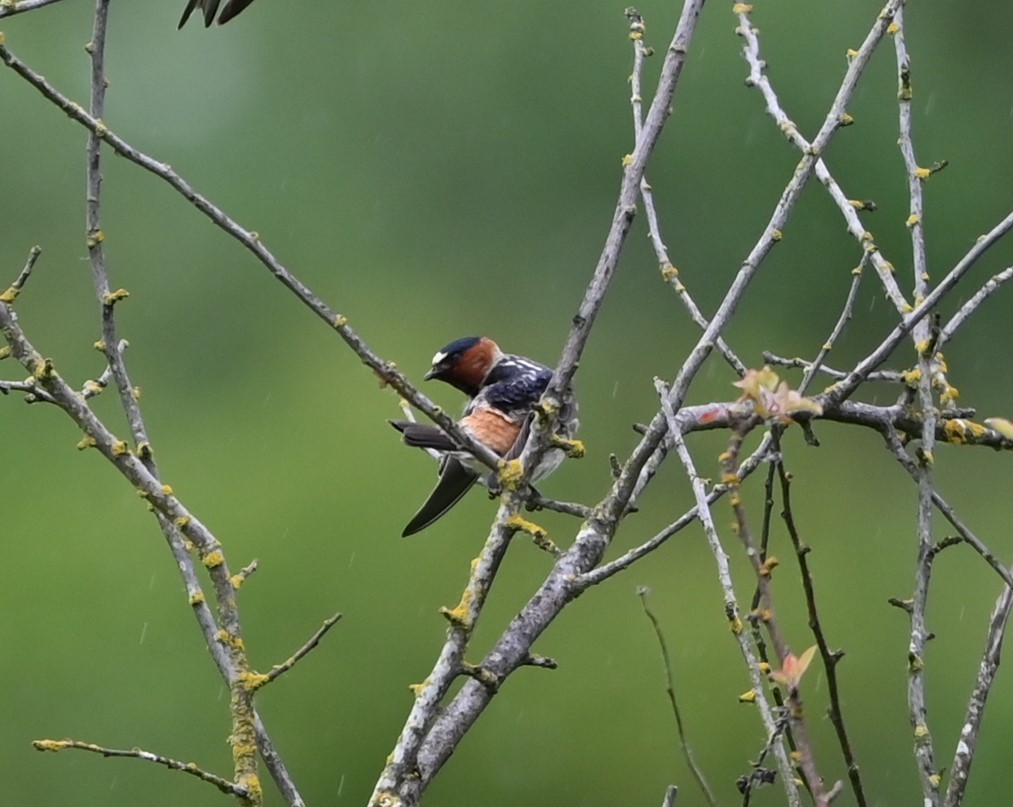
[431,350,447,366]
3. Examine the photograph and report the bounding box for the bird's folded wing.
[401,457,478,537]
[388,420,459,452]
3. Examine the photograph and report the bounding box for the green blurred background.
[2,1,1012,804]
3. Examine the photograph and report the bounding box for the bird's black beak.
[424,367,440,381]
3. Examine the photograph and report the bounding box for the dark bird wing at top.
[178,0,256,28]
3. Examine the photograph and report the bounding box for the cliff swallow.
[391,336,578,537]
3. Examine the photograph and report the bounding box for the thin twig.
[776,454,867,806]
[629,11,745,377]
[937,266,1013,350]
[798,257,865,395]
[637,587,717,807]
[0,245,42,302]
[264,612,343,686]
[32,738,247,797]
[0,0,68,19]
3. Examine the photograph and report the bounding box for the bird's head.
[424,336,503,396]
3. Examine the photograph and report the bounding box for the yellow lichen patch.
[76,436,97,451]
[33,739,72,752]
[759,556,779,577]
[217,629,245,651]
[914,723,930,739]
[0,286,18,303]
[508,514,547,539]
[237,671,270,692]
[135,441,152,459]
[738,689,757,703]
[111,440,129,456]
[497,458,525,491]
[661,265,679,280]
[732,3,753,13]
[334,315,348,327]
[839,113,855,126]
[230,573,246,589]
[790,750,804,763]
[32,357,54,381]
[408,679,430,696]
[621,153,634,166]
[0,345,10,360]
[928,773,942,789]
[175,515,191,528]
[188,591,205,605]
[440,589,475,627]
[846,48,860,58]
[939,384,959,406]
[93,339,106,351]
[161,484,174,496]
[102,288,129,304]
[907,214,920,227]
[729,615,744,635]
[86,231,105,248]
[757,661,771,674]
[914,167,932,180]
[552,435,585,458]
[887,21,900,34]
[902,368,922,387]
[944,418,987,445]
[202,550,225,568]
[770,229,783,242]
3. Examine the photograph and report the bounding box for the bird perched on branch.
[390,336,580,537]
[178,0,256,28]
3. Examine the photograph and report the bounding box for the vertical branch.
[86,0,147,446]
[777,459,868,806]
[666,424,800,807]
[893,9,928,299]
[894,10,940,803]
[81,6,292,803]
[721,427,832,806]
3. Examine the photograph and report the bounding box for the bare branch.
[637,587,717,807]
[0,0,68,19]
[262,612,343,687]
[32,738,248,798]
[944,585,1013,806]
